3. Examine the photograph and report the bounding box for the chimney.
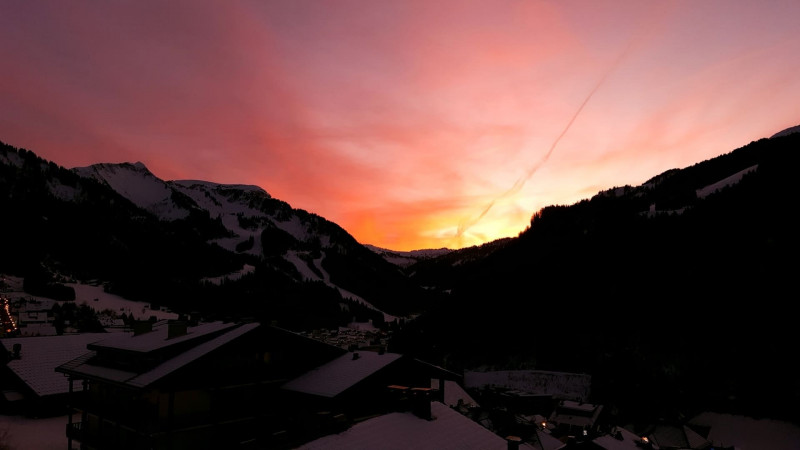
[411,387,433,420]
[167,320,188,339]
[506,436,522,450]
[387,385,410,412]
[12,343,21,359]
[352,352,360,360]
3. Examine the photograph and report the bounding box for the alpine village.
[2,127,799,449]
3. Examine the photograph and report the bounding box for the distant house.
[0,333,106,416]
[547,400,604,438]
[586,426,647,450]
[14,297,57,336]
[464,370,592,403]
[55,320,346,450]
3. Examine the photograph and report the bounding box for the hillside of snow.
[65,161,399,320]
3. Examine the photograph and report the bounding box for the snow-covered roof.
[282,351,403,398]
[529,429,566,450]
[688,411,800,450]
[86,320,237,353]
[0,334,108,397]
[295,401,535,450]
[548,400,603,428]
[57,322,260,388]
[644,423,710,449]
[126,322,258,388]
[591,427,644,450]
[17,298,56,312]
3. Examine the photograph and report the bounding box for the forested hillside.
[392,131,800,426]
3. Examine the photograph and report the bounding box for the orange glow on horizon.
[2,2,799,251]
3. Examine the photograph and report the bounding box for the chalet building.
[13,297,57,336]
[55,320,346,450]
[547,400,604,438]
[0,333,106,416]
[277,350,462,447]
[46,318,556,450]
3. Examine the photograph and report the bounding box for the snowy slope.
[365,245,453,267]
[695,164,758,199]
[71,162,322,254]
[67,161,398,319]
[770,124,800,138]
[74,162,190,220]
[170,179,272,254]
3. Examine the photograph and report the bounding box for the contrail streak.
[455,47,632,242]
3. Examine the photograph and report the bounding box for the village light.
[1,296,18,333]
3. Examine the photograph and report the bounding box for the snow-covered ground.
[65,282,179,321]
[284,250,398,323]
[199,264,256,285]
[688,411,800,450]
[695,164,758,199]
[0,413,77,450]
[2,411,798,450]
[2,275,178,322]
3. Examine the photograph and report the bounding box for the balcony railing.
[66,420,155,450]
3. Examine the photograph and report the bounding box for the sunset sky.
[2,1,799,251]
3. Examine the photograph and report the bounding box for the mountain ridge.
[390,126,800,424]
[0,142,435,327]
[2,123,799,424]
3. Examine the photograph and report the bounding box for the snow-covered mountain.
[770,124,800,138]
[3,124,800,427]
[2,122,798,326]
[73,160,341,259]
[74,162,293,255]
[1,144,439,328]
[74,162,191,220]
[363,245,453,268]
[69,161,416,321]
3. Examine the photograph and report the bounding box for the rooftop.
[86,320,237,353]
[282,350,402,398]
[56,322,260,388]
[295,401,535,450]
[1,333,107,396]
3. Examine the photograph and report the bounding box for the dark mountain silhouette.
[1,125,798,426]
[391,127,800,426]
[0,143,437,330]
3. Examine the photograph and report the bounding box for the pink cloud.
[2,1,800,251]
